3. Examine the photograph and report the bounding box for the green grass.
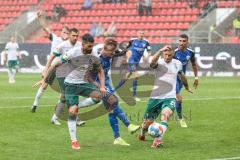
[0,73,240,160]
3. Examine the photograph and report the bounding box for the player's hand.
[160,45,172,52]
[186,87,193,94]
[193,79,199,89]
[100,86,107,97]
[37,10,42,18]
[32,79,44,88]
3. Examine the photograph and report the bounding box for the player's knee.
[68,105,78,116]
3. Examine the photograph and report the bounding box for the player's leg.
[176,79,187,127]
[151,98,175,148]
[7,60,15,83]
[132,69,140,101]
[31,83,48,113]
[65,83,82,150]
[51,77,65,125]
[113,72,131,92]
[51,93,65,125]
[110,98,140,146]
[139,99,161,141]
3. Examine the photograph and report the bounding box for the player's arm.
[37,11,51,36]
[150,45,170,69]
[190,52,199,89]
[34,58,63,88]
[178,71,192,93]
[42,53,56,78]
[143,41,152,61]
[16,43,21,59]
[98,66,107,96]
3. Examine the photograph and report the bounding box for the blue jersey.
[91,45,114,93]
[128,38,151,63]
[174,47,195,94]
[173,47,195,74]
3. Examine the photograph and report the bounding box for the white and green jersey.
[5,42,19,61]
[150,58,182,99]
[49,33,63,54]
[53,40,81,78]
[61,46,100,84]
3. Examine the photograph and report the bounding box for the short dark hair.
[82,33,94,43]
[179,34,188,40]
[69,28,78,33]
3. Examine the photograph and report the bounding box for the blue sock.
[113,105,130,127]
[176,101,182,119]
[108,112,120,139]
[133,80,138,97]
[114,79,127,91]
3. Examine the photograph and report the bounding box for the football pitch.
[0,73,240,160]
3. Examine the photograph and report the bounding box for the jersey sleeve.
[145,41,151,51]
[60,47,81,63]
[177,60,183,73]
[5,43,9,50]
[53,42,64,56]
[16,43,19,50]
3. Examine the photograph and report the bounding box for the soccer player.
[114,30,151,101]
[84,38,140,146]
[174,34,199,128]
[41,34,139,150]
[33,28,85,126]
[31,11,69,114]
[138,45,192,148]
[4,36,21,83]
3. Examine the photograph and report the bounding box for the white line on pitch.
[210,156,240,160]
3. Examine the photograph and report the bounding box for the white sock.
[12,69,16,79]
[51,113,58,121]
[68,119,77,141]
[33,87,45,106]
[78,98,98,108]
[8,69,13,80]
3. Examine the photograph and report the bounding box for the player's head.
[10,36,16,42]
[102,38,118,57]
[60,26,69,40]
[178,34,189,51]
[82,33,94,54]
[137,30,145,40]
[69,28,79,45]
[162,45,174,63]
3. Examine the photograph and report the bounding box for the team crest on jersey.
[186,55,190,60]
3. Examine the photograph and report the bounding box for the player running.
[174,34,199,128]
[84,38,140,146]
[31,11,69,114]
[138,45,192,148]
[114,30,151,101]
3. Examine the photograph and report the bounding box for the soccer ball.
[148,122,163,138]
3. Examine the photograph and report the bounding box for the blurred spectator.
[105,22,117,37]
[96,22,105,37]
[90,22,97,37]
[144,0,152,16]
[200,1,217,18]
[53,4,66,21]
[82,0,93,10]
[188,0,198,8]
[233,16,240,37]
[137,0,144,16]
